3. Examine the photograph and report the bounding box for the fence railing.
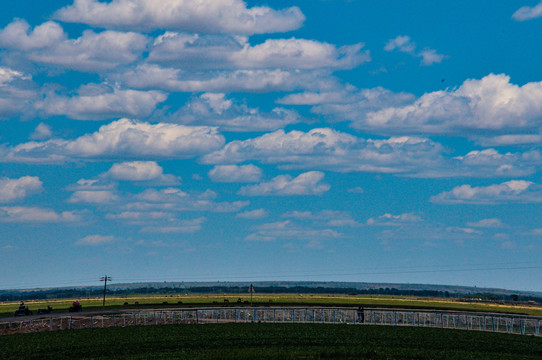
[1,307,540,336]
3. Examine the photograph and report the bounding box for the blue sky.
[1,0,542,291]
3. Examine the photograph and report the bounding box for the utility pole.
[100,275,112,310]
[249,284,254,307]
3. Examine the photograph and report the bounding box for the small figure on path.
[357,306,365,323]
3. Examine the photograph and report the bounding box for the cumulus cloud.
[430,180,542,204]
[238,171,329,196]
[366,213,422,226]
[347,187,364,194]
[172,93,299,132]
[0,176,43,202]
[0,206,82,222]
[236,208,268,219]
[0,19,149,72]
[278,86,414,124]
[477,134,542,147]
[149,34,369,70]
[4,118,225,162]
[466,218,504,228]
[68,190,119,204]
[360,74,542,136]
[0,67,36,118]
[245,220,342,242]
[384,35,446,66]
[384,35,416,53]
[513,1,542,21]
[0,67,31,85]
[115,64,338,93]
[36,84,167,120]
[54,0,305,35]
[208,164,262,183]
[106,161,180,185]
[283,210,359,227]
[202,128,535,178]
[140,217,206,234]
[418,49,447,66]
[75,234,116,245]
[30,123,53,140]
[133,187,249,212]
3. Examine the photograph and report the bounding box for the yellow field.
[2,293,541,317]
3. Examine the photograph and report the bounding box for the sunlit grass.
[2,293,541,317]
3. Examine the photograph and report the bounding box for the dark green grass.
[2,323,542,360]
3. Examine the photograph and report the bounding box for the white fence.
[1,307,541,336]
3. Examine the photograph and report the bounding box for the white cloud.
[278,86,414,125]
[418,49,447,66]
[0,20,64,50]
[466,218,504,228]
[477,134,542,146]
[0,67,36,118]
[133,187,249,213]
[54,0,305,35]
[430,180,542,204]
[116,64,337,93]
[347,187,364,194]
[202,128,534,178]
[140,217,206,234]
[384,35,446,66]
[30,123,53,140]
[208,164,262,183]
[361,74,542,136]
[366,213,422,226]
[384,36,416,53]
[149,34,369,70]
[0,176,43,202]
[236,208,268,219]
[283,210,359,227]
[172,93,299,132]
[446,227,482,235]
[238,171,329,196]
[0,206,81,222]
[75,234,116,246]
[106,161,180,185]
[0,20,149,72]
[4,118,225,162]
[107,210,174,222]
[36,85,167,120]
[0,67,30,85]
[68,190,119,204]
[513,1,542,21]
[245,220,341,242]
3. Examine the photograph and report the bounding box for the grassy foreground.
[2,293,542,317]
[1,323,542,360]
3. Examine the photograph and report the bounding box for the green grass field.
[2,293,542,317]
[1,323,541,359]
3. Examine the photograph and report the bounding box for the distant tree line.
[1,286,540,303]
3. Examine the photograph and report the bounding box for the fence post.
[196,310,199,324]
[112,315,115,327]
[90,316,94,329]
[273,309,276,323]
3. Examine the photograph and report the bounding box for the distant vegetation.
[1,284,540,304]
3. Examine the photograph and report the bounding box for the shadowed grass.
[1,323,542,360]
